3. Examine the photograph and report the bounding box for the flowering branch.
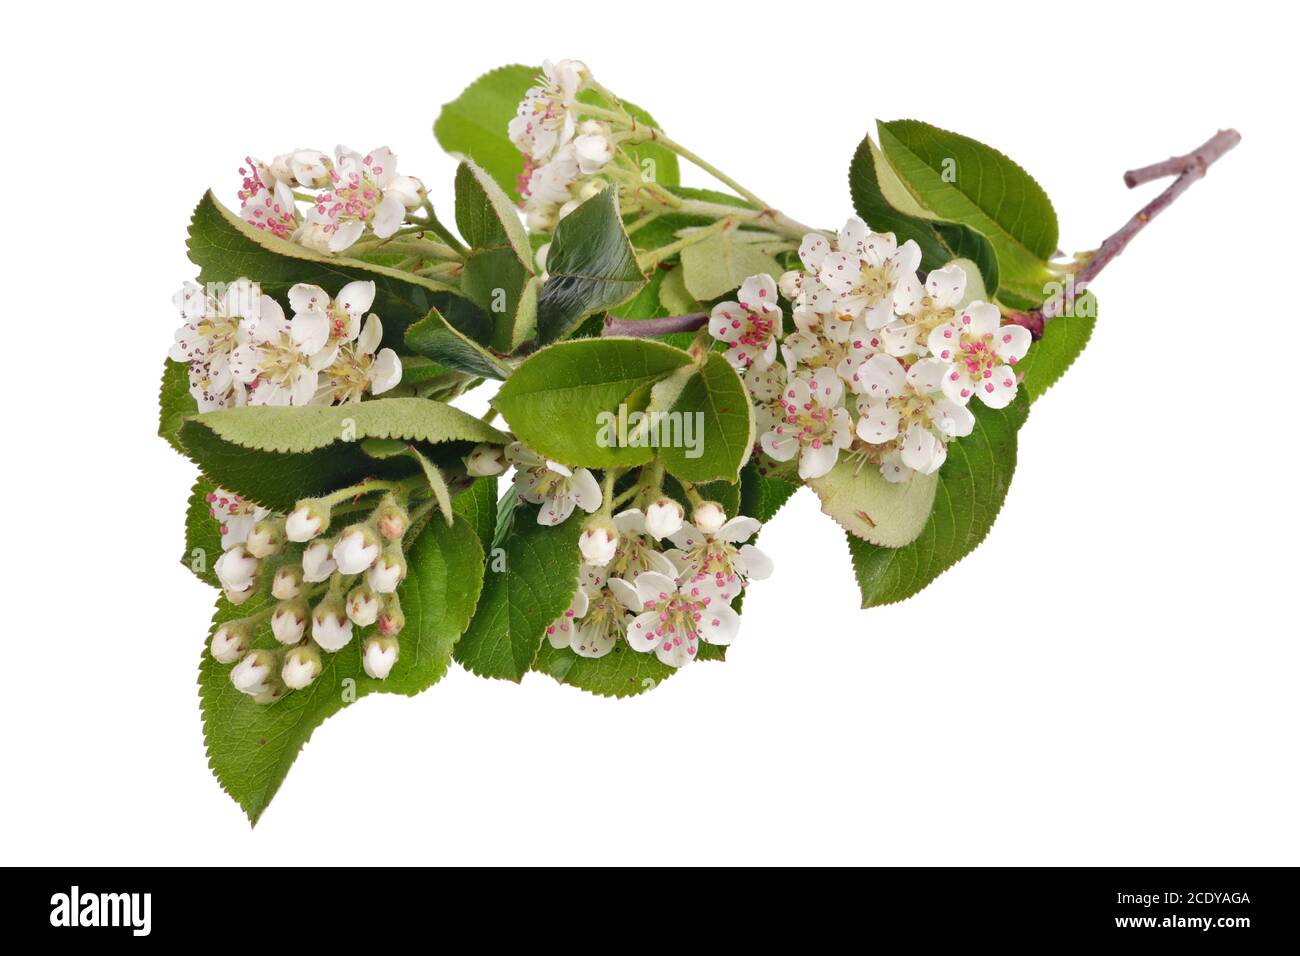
[1014,129,1241,333]
[602,311,708,337]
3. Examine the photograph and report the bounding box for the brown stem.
[1018,129,1240,332]
[602,312,709,337]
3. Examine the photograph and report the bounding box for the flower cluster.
[169,278,401,410]
[507,59,616,231]
[237,146,423,254]
[210,491,416,703]
[713,217,1033,482]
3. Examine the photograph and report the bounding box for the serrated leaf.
[1016,292,1096,402]
[847,393,1028,607]
[876,120,1058,309]
[810,460,938,547]
[451,476,498,556]
[159,359,196,453]
[454,503,583,681]
[178,398,508,510]
[679,227,784,302]
[200,515,484,824]
[739,464,799,523]
[361,438,454,524]
[849,137,1000,298]
[652,352,754,483]
[536,189,646,344]
[658,266,700,315]
[404,306,514,380]
[182,476,223,587]
[532,640,682,698]
[493,337,692,468]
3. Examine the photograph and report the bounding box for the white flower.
[311,596,353,652]
[210,622,251,664]
[231,649,277,696]
[228,293,331,406]
[285,500,329,542]
[302,540,337,583]
[289,149,332,188]
[546,582,589,650]
[168,279,265,412]
[592,509,679,583]
[550,566,641,659]
[214,545,259,595]
[709,273,782,370]
[333,525,380,575]
[885,262,968,357]
[367,551,406,594]
[362,636,400,680]
[524,144,581,205]
[271,601,308,644]
[282,645,322,690]
[623,571,740,669]
[815,218,921,337]
[288,280,374,355]
[573,120,614,174]
[759,367,853,480]
[644,497,685,539]
[304,146,421,252]
[853,355,975,482]
[317,314,401,403]
[927,301,1030,408]
[465,444,506,477]
[506,442,602,526]
[578,521,619,566]
[347,585,380,627]
[665,514,773,603]
[778,233,839,324]
[205,488,270,551]
[508,59,590,162]
[237,157,299,240]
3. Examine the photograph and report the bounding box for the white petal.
[926,263,967,307]
[289,283,329,315]
[337,280,376,317]
[977,367,1019,408]
[607,577,642,612]
[612,509,647,535]
[961,301,1001,336]
[799,233,832,270]
[737,544,773,581]
[901,425,946,475]
[697,603,741,646]
[370,348,402,394]
[290,310,329,355]
[855,399,900,443]
[799,441,839,480]
[996,324,1032,363]
[717,516,760,544]
[568,468,602,513]
[357,313,383,354]
[626,611,662,652]
[709,302,745,343]
[858,353,906,398]
[536,493,577,526]
[738,273,779,313]
[633,571,678,606]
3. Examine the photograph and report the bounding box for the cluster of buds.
[210,488,418,704]
[709,216,1036,483]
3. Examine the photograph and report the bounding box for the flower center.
[778,388,836,450]
[641,588,716,658]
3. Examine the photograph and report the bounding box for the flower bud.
[346,585,380,627]
[269,152,295,185]
[526,204,557,233]
[465,444,507,477]
[367,547,407,594]
[210,621,252,663]
[281,645,322,690]
[271,600,309,645]
[692,501,727,535]
[245,518,286,558]
[362,636,400,680]
[377,595,405,636]
[286,499,330,542]
[645,497,685,539]
[231,649,277,695]
[302,539,337,583]
[311,595,353,652]
[290,149,331,188]
[578,519,618,566]
[374,497,410,540]
[271,565,305,600]
[224,585,255,606]
[332,524,381,575]
[251,682,286,705]
[215,545,259,594]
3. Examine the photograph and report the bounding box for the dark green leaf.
[1016,292,1096,402]
[653,352,754,483]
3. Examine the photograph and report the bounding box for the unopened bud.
[231,649,277,695]
[377,595,405,636]
[272,565,304,600]
[465,443,507,477]
[332,524,381,575]
[578,519,618,566]
[286,499,331,542]
[211,621,252,663]
[645,497,685,539]
[215,545,260,594]
[245,518,286,558]
[311,595,353,652]
[374,497,409,540]
[302,539,337,583]
[251,682,286,705]
[346,584,380,627]
[271,600,309,645]
[224,585,256,606]
[367,547,407,594]
[362,636,400,680]
[692,501,726,535]
[281,645,322,690]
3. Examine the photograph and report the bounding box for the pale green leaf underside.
[810,460,938,548]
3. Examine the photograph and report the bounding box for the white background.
[3,0,1295,865]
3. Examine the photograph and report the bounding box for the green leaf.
[159,359,196,453]
[182,476,223,587]
[200,515,484,824]
[493,337,692,468]
[454,162,539,352]
[404,306,514,381]
[451,477,498,556]
[1015,292,1096,402]
[536,188,646,344]
[454,503,583,681]
[847,393,1029,607]
[849,137,1000,298]
[739,464,799,523]
[680,227,784,302]
[653,352,754,483]
[532,641,683,698]
[360,439,454,524]
[876,120,1059,309]
[810,461,938,548]
[658,266,701,315]
[178,398,509,510]
[609,267,668,320]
